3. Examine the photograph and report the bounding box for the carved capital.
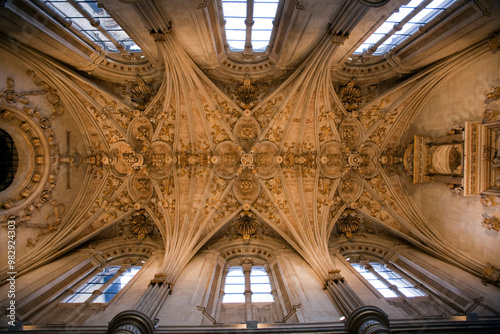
[345,306,391,334]
[483,266,500,284]
[150,273,171,286]
[149,26,172,42]
[107,310,155,334]
[328,269,344,282]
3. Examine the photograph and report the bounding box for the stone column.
[107,310,155,334]
[214,265,229,322]
[242,260,253,322]
[265,264,284,321]
[134,273,172,320]
[325,269,364,316]
[345,306,391,334]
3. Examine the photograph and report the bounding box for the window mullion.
[365,264,402,297]
[242,262,253,321]
[85,265,129,304]
[64,265,105,302]
[244,0,254,54]
[67,0,126,53]
[366,0,433,55]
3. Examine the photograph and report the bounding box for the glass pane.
[367,279,387,289]
[378,270,400,280]
[427,0,454,9]
[251,283,271,293]
[386,7,414,23]
[370,263,385,271]
[93,294,106,303]
[379,288,398,298]
[374,22,394,34]
[225,284,245,294]
[65,292,91,303]
[228,41,245,50]
[359,271,377,280]
[251,275,270,284]
[79,1,109,17]
[252,30,272,41]
[126,42,141,51]
[404,0,425,8]
[253,2,278,18]
[222,1,247,18]
[411,8,439,24]
[353,43,371,54]
[79,283,102,292]
[226,29,247,41]
[252,293,274,302]
[253,18,274,31]
[365,34,383,44]
[225,17,246,30]
[226,276,245,285]
[99,17,122,31]
[72,18,100,32]
[47,1,84,18]
[223,294,245,303]
[252,41,268,51]
[104,283,121,294]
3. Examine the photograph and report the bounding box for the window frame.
[353,0,458,57]
[62,262,143,306]
[222,265,274,304]
[220,0,281,55]
[43,0,142,55]
[349,260,427,300]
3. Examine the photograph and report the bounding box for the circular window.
[0,129,18,191]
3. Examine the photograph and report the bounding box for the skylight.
[45,0,141,53]
[354,0,457,56]
[222,0,279,52]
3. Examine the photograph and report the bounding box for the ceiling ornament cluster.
[0,75,69,245]
[7,23,499,290]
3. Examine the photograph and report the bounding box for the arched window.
[0,129,18,191]
[222,265,273,303]
[350,262,426,299]
[354,0,457,56]
[44,0,141,53]
[63,265,142,304]
[337,244,484,317]
[221,0,280,52]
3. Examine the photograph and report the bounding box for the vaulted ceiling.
[1,0,500,285]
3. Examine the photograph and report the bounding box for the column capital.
[327,269,344,282]
[107,310,155,334]
[345,306,391,334]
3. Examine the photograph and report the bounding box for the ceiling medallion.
[234,211,259,244]
[240,153,254,167]
[129,210,154,241]
[340,80,363,112]
[104,116,173,202]
[337,209,360,241]
[235,76,258,110]
[129,75,154,111]
[320,116,381,204]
